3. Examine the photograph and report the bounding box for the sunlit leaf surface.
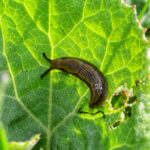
[0,0,149,149]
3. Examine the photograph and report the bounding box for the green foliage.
[0,124,9,150]
[0,123,39,150]
[0,0,149,149]
[129,0,150,37]
[9,134,40,150]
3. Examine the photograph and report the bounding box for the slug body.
[41,53,108,108]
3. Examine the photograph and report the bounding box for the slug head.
[89,81,108,108]
[89,94,106,108]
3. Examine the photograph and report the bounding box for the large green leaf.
[0,0,149,149]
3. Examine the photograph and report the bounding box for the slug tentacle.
[40,53,53,78]
[42,53,51,62]
[40,68,53,78]
[41,53,108,108]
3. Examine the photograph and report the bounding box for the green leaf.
[9,134,40,150]
[0,123,9,150]
[0,0,149,150]
[0,123,39,150]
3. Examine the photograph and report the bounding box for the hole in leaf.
[123,106,132,119]
[135,80,142,86]
[110,121,120,130]
[111,94,126,109]
[145,28,150,37]
[128,96,137,104]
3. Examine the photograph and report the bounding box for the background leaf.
[129,0,150,38]
[0,0,149,149]
[0,123,9,150]
[9,134,40,150]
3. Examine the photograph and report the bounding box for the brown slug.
[41,53,108,108]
